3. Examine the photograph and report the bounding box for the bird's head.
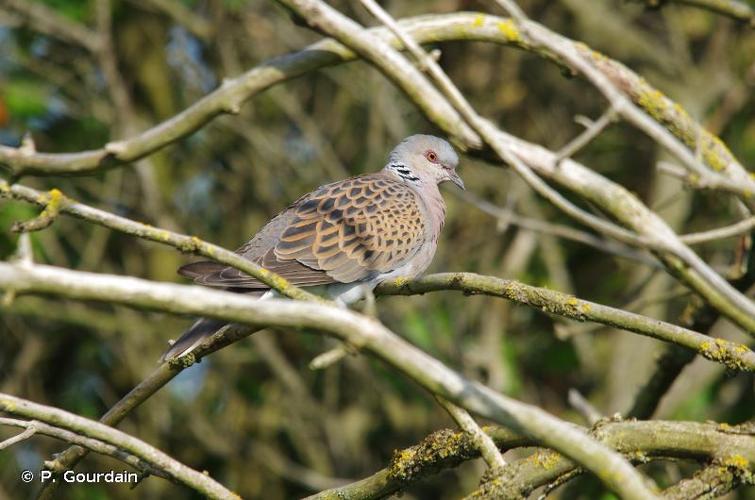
[385,134,464,190]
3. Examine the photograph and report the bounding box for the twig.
[10,188,63,233]
[0,395,239,498]
[456,191,658,266]
[436,396,507,470]
[555,108,618,164]
[0,424,36,450]
[491,0,528,23]
[680,217,755,245]
[253,443,351,491]
[309,346,350,370]
[567,389,603,426]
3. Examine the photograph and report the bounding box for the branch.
[0,420,36,450]
[0,180,319,303]
[435,396,507,470]
[8,11,755,335]
[514,16,755,203]
[286,1,755,334]
[661,459,753,499]
[457,191,659,266]
[4,181,749,371]
[376,273,755,371]
[310,420,755,499]
[0,11,747,196]
[0,261,658,500]
[0,394,239,499]
[680,216,755,245]
[555,108,618,164]
[0,417,167,479]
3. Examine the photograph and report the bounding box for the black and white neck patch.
[388,163,420,183]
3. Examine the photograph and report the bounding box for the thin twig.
[491,0,528,23]
[680,217,755,245]
[457,190,658,266]
[0,424,36,450]
[567,389,603,426]
[555,108,618,164]
[436,396,507,470]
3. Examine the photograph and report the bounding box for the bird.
[162,134,463,360]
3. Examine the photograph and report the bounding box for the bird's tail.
[161,318,228,362]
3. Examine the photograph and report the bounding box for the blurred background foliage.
[0,0,754,498]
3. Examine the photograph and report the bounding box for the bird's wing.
[178,174,427,288]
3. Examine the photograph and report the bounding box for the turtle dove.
[162,134,463,360]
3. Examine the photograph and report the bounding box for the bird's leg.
[359,284,378,318]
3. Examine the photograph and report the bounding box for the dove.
[162,134,463,360]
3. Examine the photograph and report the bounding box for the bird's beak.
[447,169,465,190]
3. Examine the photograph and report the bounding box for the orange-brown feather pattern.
[275,174,425,282]
[179,173,427,289]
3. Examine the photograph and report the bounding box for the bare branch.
[435,396,507,470]
[457,191,659,266]
[0,394,239,498]
[310,420,755,499]
[0,422,36,450]
[555,108,618,164]
[329,2,755,333]
[0,181,320,303]
[0,260,659,499]
[0,417,167,479]
[568,389,603,426]
[2,179,750,370]
[681,217,755,245]
[376,273,755,372]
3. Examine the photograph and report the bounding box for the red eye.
[425,150,438,163]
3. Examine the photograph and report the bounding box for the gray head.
[384,134,464,190]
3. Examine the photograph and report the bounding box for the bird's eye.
[425,150,438,163]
